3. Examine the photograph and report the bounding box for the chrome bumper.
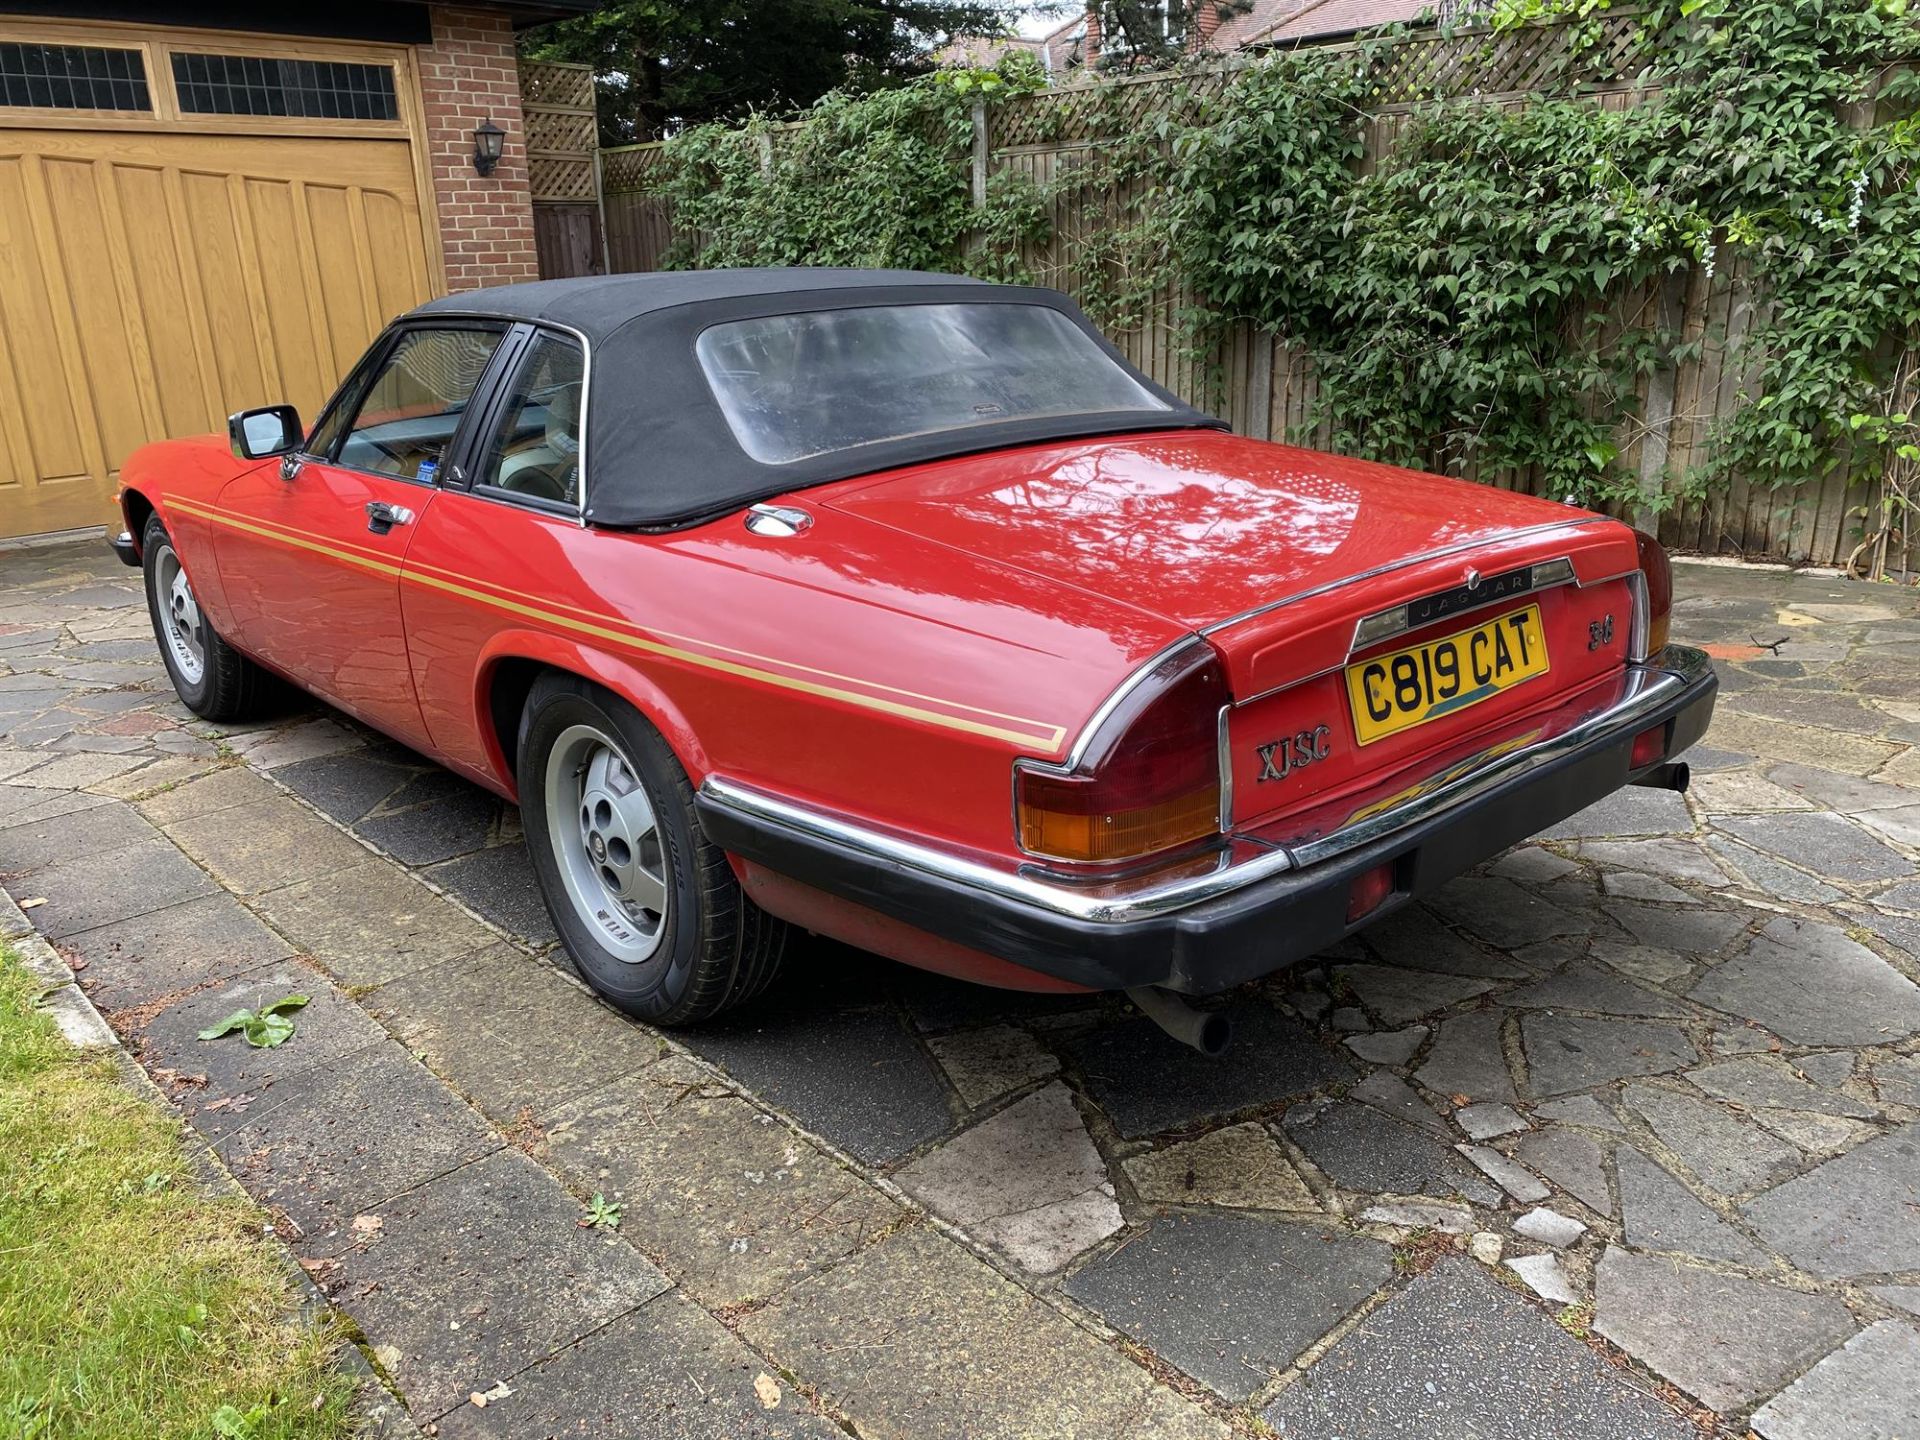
[700,645,1715,929]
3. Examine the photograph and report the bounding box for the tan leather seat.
[498,381,581,502]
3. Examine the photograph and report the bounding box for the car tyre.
[141,514,276,722]
[519,672,788,1025]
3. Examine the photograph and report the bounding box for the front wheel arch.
[119,487,156,558]
[140,512,276,722]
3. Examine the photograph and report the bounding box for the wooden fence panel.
[601,145,676,273]
[532,203,603,279]
[520,60,603,280]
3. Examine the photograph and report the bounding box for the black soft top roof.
[413,268,985,341]
[410,269,1222,530]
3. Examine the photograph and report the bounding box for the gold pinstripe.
[399,551,1057,729]
[171,499,1055,728]
[169,497,1069,749]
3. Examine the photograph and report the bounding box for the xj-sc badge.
[1588,614,1615,650]
[1257,725,1332,782]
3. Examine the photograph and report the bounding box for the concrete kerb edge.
[0,877,427,1440]
[1671,555,1845,577]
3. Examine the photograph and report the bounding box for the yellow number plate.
[1346,604,1550,746]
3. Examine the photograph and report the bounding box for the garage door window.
[171,52,397,121]
[0,41,150,111]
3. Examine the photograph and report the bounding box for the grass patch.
[1389,1226,1455,1277]
[1556,1300,1596,1340]
[0,944,354,1440]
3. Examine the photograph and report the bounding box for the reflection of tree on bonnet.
[876,434,1500,623]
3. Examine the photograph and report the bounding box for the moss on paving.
[0,943,354,1440]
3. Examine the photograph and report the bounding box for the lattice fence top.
[990,11,1653,148]
[528,153,598,202]
[593,14,1655,184]
[526,106,595,160]
[989,67,1230,149]
[601,143,669,195]
[1358,11,1650,101]
[520,59,595,110]
[519,59,598,203]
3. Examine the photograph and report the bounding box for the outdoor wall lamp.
[473,118,505,177]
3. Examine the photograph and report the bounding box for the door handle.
[366,501,415,535]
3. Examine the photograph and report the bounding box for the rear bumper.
[108,530,140,567]
[696,646,1717,993]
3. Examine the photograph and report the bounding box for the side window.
[332,326,503,482]
[474,332,585,507]
[302,339,388,462]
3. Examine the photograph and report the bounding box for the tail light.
[1631,529,1672,659]
[1015,641,1228,866]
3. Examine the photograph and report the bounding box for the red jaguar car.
[114,270,1714,1051]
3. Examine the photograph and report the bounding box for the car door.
[399,325,590,780]
[214,321,513,747]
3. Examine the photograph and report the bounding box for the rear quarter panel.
[398,489,1185,852]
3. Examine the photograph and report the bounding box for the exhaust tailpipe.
[1631,761,1690,793]
[1127,987,1232,1057]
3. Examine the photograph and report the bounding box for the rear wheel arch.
[513,665,789,1023]
[483,655,548,786]
[474,643,711,795]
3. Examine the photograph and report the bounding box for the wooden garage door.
[0,24,439,538]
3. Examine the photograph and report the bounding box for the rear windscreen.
[694,302,1169,465]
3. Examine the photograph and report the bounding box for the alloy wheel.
[542,723,670,963]
[154,544,206,686]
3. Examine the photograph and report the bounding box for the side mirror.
[229,405,303,461]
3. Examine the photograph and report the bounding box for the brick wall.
[417,5,540,292]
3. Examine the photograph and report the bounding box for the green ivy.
[650,2,1920,563]
[653,62,1048,280]
[1662,3,1920,532]
[1148,55,1696,503]
[1138,0,1920,518]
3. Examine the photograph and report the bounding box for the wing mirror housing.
[229,405,303,461]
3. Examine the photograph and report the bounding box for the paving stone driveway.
[4,539,1920,1439]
